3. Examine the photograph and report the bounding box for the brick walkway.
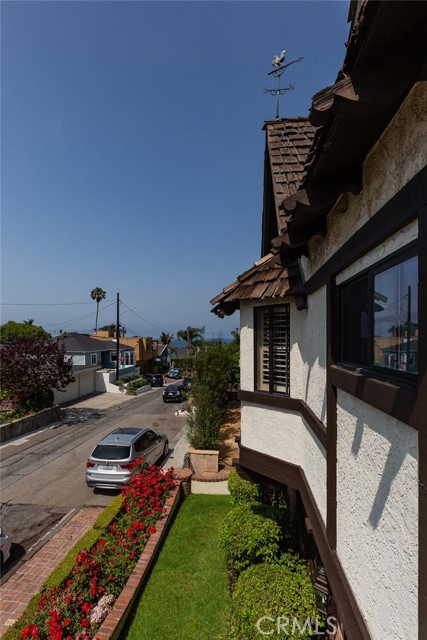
[0,507,104,637]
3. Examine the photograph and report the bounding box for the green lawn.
[123,494,233,640]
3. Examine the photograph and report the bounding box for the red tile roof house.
[211,2,427,639]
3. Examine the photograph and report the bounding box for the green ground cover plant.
[123,494,233,640]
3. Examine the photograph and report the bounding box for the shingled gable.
[262,118,316,255]
[58,333,133,354]
[211,118,315,317]
[274,0,427,255]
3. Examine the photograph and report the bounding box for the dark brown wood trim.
[330,364,418,429]
[239,389,327,448]
[326,277,338,550]
[239,445,372,640]
[304,167,427,295]
[418,209,427,636]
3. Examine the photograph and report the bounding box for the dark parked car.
[85,427,169,490]
[182,376,194,390]
[144,373,164,387]
[0,527,11,574]
[163,383,184,403]
[166,368,182,379]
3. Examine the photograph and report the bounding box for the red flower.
[149,525,156,534]
[81,601,92,614]
[21,625,39,639]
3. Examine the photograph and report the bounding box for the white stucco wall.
[296,85,424,639]
[290,287,327,423]
[239,301,255,392]
[337,392,418,640]
[241,403,327,522]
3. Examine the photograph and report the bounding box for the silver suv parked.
[85,427,168,490]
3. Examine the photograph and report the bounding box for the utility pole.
[116,292,120,381]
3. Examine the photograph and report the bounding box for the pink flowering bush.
[21,459,175,640]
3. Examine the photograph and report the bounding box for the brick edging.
[95,486,180,640]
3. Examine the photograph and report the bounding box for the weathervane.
[264,50,304,119]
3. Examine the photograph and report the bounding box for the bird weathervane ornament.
[264,50,304,119]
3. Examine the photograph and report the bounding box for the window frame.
[337,243,418,384]
[254,303,291,396]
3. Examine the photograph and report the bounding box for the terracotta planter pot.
[188,447,219,474]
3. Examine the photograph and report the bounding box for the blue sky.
[1,0,350,340]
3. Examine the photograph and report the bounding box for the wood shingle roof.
[210,252,290,317]
[264,117,316,214]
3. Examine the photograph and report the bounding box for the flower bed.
[20,459,176,640]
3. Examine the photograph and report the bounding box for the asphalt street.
[0,387,187,578]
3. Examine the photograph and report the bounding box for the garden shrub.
[251,502,294,547]
[218,504,282,575]
[187,343,234,449]
[228,562,317,640]
[121,374,139,383]
[126,379,147,395]
[227,468,261,505]
[227,470,294,547]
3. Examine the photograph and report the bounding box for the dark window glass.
[339,250,418,378]
[138,432,156,451]
[373,256,418,373]
[92,445,130,460]
[340,276,370,366]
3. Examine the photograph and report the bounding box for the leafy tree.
[0,337,74,412]
[177,326,203,356]
[0,320,50,342]
[90,287,107,333]
[159,332,174,346]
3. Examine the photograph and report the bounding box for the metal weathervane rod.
[264,51,304,119]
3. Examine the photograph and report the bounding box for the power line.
[1,302,94,306]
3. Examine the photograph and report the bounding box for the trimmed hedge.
[228,561,317,640]
[227,469,294,547]
[218,504,282,575]
[227,468,261,505]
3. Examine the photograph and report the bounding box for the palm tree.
[159,332,174,346]
[177,326,203,356]
[90,287,107,334]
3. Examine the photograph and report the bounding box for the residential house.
[54,333,137,402]
[211,2,426,639]
[92,331,165,374]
